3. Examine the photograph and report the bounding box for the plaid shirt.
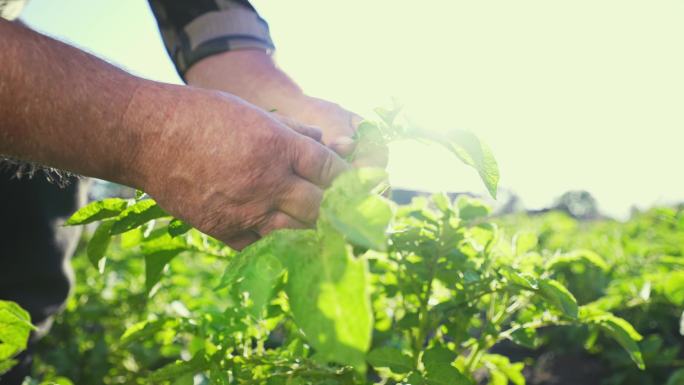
[1,0,274,79]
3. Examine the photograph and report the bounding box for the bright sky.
[21,0,684,218]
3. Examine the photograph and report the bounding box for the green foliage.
[28,107,663,385]
[424,130,499,199]
[55,171,647,384]
[537,278,579,319]
[352,105,499,198]
[86,220,115,268]
[168,219,191,238]
[64,198,127,226]
[110,199,167,235]
[497,205,684,385]
[666,368,684,385]
[482,354,525,385]
[218,167,391,370]
[319,168,392,250]
[580,309,645,370]
[366,347,412,374]
[0,300,35,375]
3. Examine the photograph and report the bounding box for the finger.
[224,231,260,251]
[278,179,323,225]
[291,136,350,188]
[327,113,363,156]
[323,110,362,141]
[273,113,323,142]
[329,136,356,158]
[352,143,389,168]
[256,211,308,237]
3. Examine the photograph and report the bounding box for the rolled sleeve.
[149,0,274,79]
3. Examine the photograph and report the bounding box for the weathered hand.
[127,84,349,250]
[271,95,389,168]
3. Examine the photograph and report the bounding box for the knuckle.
[277,180,297,206]
[272,213,290,229]
[307,126,323,141]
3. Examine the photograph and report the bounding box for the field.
[2,111,683,385]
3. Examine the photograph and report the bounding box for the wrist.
[115,80,181,191]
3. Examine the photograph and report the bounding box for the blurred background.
[20,0,684,219]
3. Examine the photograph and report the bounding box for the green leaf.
[483,354,525,385]
[502,267,538,290]
[350,121,391,166]
[241,253,284,319]
[168,219,192,237]
[420,130,499,199]
[405,372,427,385]
[374,104,402,127]
[218,226,374,366]
[120,318,178,347]
[0,300,34,362]
[537,279,578,319]
[422,346,457,371]
[665,368,684,385]
[424,365,470,385]
[432,193,452,214]
[0,359,18,376]
[581,309,645,370]
[218,230,299,287]
[148,351,210,382]
[285,229,373,370]
[508,327,539,349]
[87,220,114,269]
[513,232,538,255]
[354,121,385,145]
[656,271,684,305]
[546,249,609,272]
[65,198,128,225]
[456,196,491,221]
[320,168,392,250]
[111,199,167,235]
[120,227,143,248]
[421,346,469,385]
[366,347,413,374]
[145,249,183,293]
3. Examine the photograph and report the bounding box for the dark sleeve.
[148,0,274,79]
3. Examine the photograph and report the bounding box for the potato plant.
[497,208,684,385]
[8,108,645,384]
[0,300,34,376]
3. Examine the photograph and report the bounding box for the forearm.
[185,50,306,114]
[0,19,150,187]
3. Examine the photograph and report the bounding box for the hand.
[273,96,389,168]
[126,83,349,250]
[184,50,387,167]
